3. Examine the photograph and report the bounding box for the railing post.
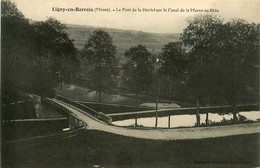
[206,96,209,125]
[155,117,158,128]
[168,115,171,128]
[155,97,158,128]
[206,113,209,125]
[135,118,138,126]
[196,98,200,126]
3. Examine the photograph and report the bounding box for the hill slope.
[66,24,180,64]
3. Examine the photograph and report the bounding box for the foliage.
[1,0,35,103]
[180,14,260,106]
[32,18,78,96]
[180,15,224,102]
[1,0,78,103]
[200,114,253,127]
[159,41,187,102]
[1,0,24,18]
[180,14,259,125]
[216,19,260,105]
[160,41,187,77]
[122,45,155,94]
[81,30,119,102]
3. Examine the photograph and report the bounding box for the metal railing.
[55,95,112,124]
[108,103,260,121]
[41,97,87,127]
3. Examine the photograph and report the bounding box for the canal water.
[113,111,260,128]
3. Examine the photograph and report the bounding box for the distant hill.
[65,24,180,64]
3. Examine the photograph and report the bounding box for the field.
[65,24,180,64]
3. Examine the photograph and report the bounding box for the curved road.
[52,99,260,140]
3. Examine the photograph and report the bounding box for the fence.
[55,95,112,124]
[41,97,87,128]
[77,101,154,114]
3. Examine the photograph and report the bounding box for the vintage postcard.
[2,0,260,167]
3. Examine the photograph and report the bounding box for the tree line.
[2,0,78,103]
[2,1,259,125]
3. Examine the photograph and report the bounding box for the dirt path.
[53,99,260,140]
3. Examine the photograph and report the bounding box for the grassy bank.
[3,130,260,168]
[55,84,192,107]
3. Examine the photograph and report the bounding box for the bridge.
[39,95,260,140]
[4,95,260,167]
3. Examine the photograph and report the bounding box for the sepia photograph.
[1,0,260,167]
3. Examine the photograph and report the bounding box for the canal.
[113,111,260,128]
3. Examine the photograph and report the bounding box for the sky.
[12,0,260,33]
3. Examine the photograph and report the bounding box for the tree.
[1,0,78,103]
[1,0,24,18]
[150,59,164,128]
[82,30,118,102]
[181,14,260,124]
[180,14,224,125]
[122,45,155,104]
[159,41,187,104]
[32,18,78,96]
[216,19,260,119]
[1,0,35,103]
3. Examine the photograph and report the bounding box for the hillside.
[66,24,180,64]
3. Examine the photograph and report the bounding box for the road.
[52,98,260,140]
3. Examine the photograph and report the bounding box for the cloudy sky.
[13,0,260,33]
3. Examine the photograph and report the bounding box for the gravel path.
[53,99,260,140]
